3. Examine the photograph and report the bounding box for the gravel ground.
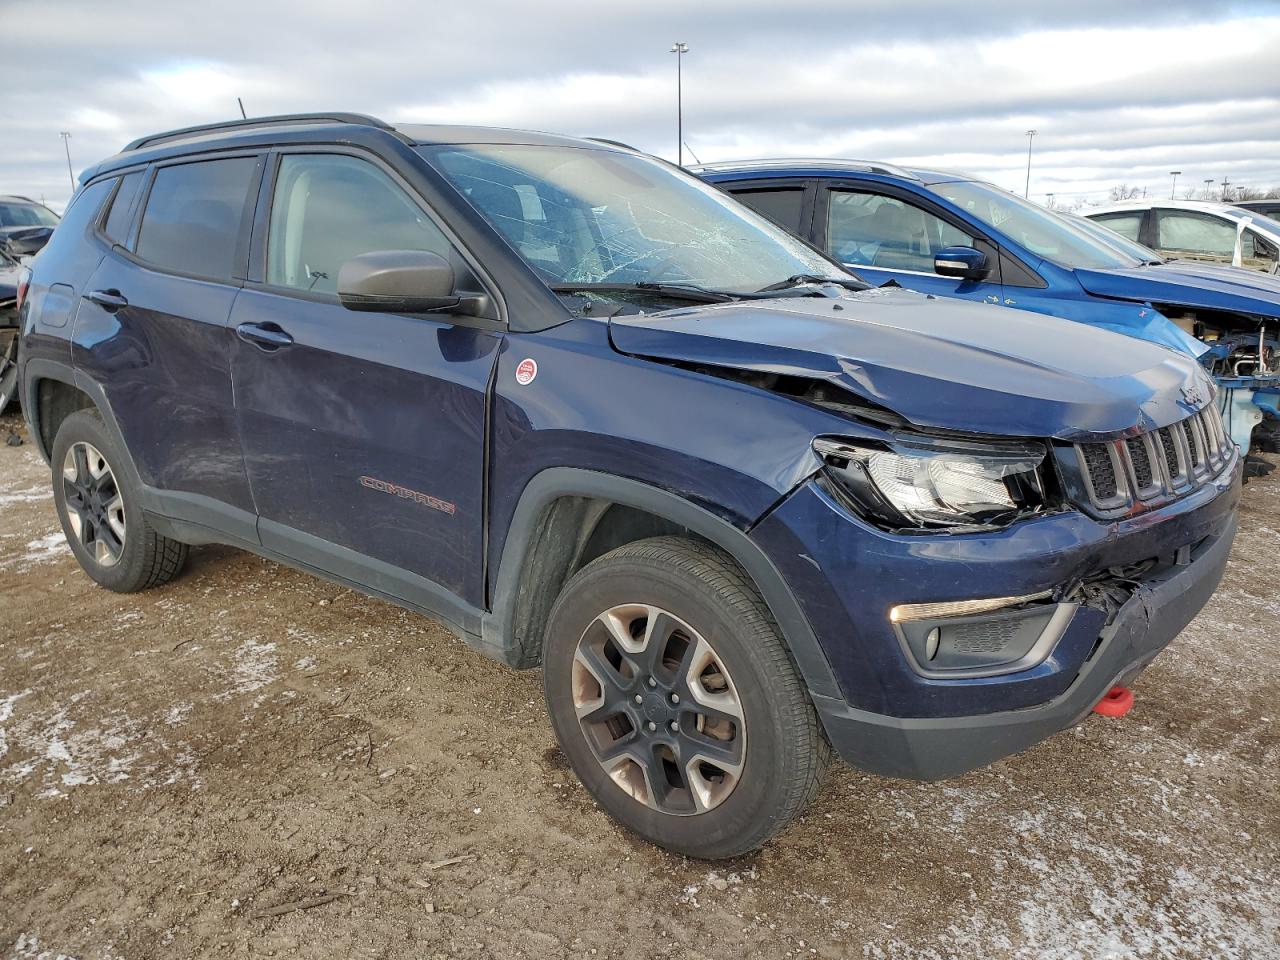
[1,408,1277,960]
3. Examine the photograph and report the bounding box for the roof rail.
[688,158,919,180]
[123,112,394,152]
[584,137,641,152]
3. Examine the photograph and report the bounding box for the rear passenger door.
[72,154,264,540]
[817,185,1004,303]
[229,149,500,610]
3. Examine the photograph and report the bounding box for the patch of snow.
[0,532,69,571]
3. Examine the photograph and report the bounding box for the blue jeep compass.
[16,115,1240,858]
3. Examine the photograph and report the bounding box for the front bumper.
[808,512,1236,779]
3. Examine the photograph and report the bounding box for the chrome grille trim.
[1071,405,1234,512]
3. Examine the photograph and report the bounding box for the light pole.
[670,42,688,167]
[1046,192,1055,209]
[1203,178,1214,199]
[59,131,74,191]
[1023,129,1036,198]
[1169,170,1181,199]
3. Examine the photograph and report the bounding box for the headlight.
[814,434,1047,530]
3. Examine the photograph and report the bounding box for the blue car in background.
[695,160,1280,460]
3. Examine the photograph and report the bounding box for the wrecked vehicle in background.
[1,195,59,411]
[1084,198,1280,275]
[696,160,1280,460]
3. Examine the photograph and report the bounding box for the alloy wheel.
[571,603,746,815]
[61,441,126,567]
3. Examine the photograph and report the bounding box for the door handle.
[236,322,294,351]
[84,289,129,312]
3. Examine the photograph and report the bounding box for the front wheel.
[543,536,830,858]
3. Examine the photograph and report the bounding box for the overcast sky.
[5,0,1279,210]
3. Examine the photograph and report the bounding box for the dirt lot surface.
[1,408,1277,960]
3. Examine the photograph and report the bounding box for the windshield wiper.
[756,274,868,293]
[550,282,738,304]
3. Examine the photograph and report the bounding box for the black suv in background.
[15,114,1239,857]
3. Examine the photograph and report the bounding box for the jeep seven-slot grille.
[1072,405,1233,512]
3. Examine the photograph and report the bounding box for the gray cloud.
[4,0,1278,209]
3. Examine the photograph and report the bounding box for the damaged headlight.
[813,434,1047,530]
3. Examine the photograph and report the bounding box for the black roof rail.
[123,112,394,152]
[584,137,641,152]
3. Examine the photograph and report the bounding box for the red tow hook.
[1092,685,1135,718]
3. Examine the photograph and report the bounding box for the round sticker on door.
[515,358,538,385]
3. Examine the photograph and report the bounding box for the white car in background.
[1084,199,1280,274]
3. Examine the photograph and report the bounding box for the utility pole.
[1169,170,1181,199]
[59,132,74,190]
[1024,129,1037,198]
[1220,177,1232,201]
[237,97,247,119]
[670,42,689,167]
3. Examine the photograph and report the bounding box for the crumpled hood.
[609,287,1212,442]
[1076,261,1280,320]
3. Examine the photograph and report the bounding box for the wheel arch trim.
[482,467,841,699]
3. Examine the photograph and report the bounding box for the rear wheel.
[51,409,187,592]
[543,536,830,858]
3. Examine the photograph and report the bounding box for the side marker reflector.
[1092,685,1134,718]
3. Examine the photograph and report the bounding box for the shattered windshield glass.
[423,143,844,295]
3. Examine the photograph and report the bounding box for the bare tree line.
[1108,183,1280,202]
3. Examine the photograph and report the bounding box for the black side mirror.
[338,250,464,313]
[933,245,990,281]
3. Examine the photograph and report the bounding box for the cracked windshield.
[425,143,843,304]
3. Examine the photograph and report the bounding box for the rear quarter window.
[135,157,259,282]
[102,171,145,245]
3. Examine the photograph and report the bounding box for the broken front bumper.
[810,511,1237,780]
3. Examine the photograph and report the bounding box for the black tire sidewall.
[544,549,809,859]
[50,410,153,592]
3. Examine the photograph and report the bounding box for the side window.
[1154,210,1236,258]
[1092,212,1143,243]
[136,157,258,281]
[267,154,451,295]
[826,191,974,272]
[102,171,144,245]
[1243,228,1278,269]
[732,188,805,233]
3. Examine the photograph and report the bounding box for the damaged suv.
[18,115,1239,858]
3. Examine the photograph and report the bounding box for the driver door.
[819,186,1003,303]
[229,150,500,608]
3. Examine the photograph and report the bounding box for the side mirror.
[338,249,461,313]
[933,245,990,281]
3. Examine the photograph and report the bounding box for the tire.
[50,409,188,592]
[542,536,830,859]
